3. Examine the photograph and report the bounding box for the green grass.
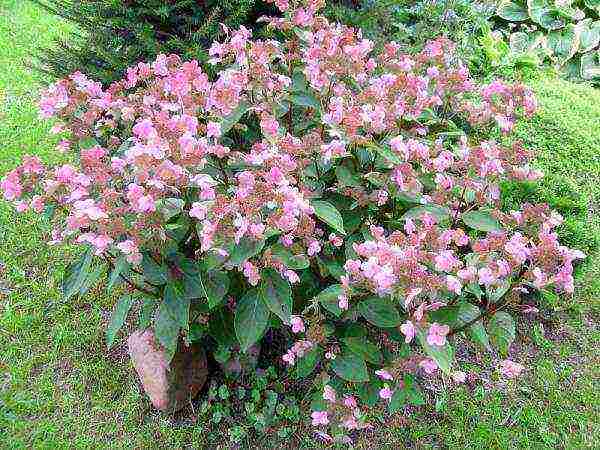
[0,2,599,449]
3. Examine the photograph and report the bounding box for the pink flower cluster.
[0,0,584,428]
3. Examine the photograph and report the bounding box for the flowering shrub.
[2,0,584,442]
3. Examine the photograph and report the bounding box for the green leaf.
[416,328,454,376]
[401,204,450,222]
[311,200,346,235]
[288,93,320,110]
[227,237,266,266]
[154,282,190,358]
[220,101,250,135]
[259,268,292,324]
[343,336,383,365]
[578,19,600,53]
[269,243,310,270]
[389,387,407,413]
[141,254,169,285]
[331,351,369,382]
[62,248,93,300]
[335,165,361,187]
[107,256,129,293]
[528,0,564,30]
[106,294,134,349]
[295,346,320,378]
[455,302,491,350]
[404,374,425,406]
[79,265,103,296]
[358,297,401,328]
[209,308,236,347]
[497,0,529,21]
[200,270,230,309]
[315,284,344,317]
[138,296,157,329]
[580,51,600,80]
[358,380,381,407]
[488,311,516,356]
[461,210,503,232]
[234,290,270,352]
[547,24,581,66]
[368,142,402,165]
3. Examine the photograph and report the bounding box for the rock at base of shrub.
[127,329,208,413]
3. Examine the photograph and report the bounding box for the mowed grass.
[0,2,598,449]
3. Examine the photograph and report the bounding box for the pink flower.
[446,275,462,295]
[307,240,321,256]
[311,411,329,426]
[378,385,393,400]
[499,360,524,379]
[419,358,438,374]
[452,371,467,383]
[242,261,260,286]
[322,385,336,403]
[328,233,343,247]
[136,195,156,213]
[206,121,221,138]
[284,269,300,284]
[427,323,450,347]
[132,118,157,140]
[189,202,208,220]
[290,315,305,333]
[343,395,357,408]
[399,321,415,344]
[375,369,394,381]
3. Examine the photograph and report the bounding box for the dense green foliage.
[493,0,600,80]
[33,0,277,84]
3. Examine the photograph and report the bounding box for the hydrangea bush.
[2,0,584,442]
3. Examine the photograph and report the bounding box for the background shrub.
[33,0,278,84]
[493,0,600,80]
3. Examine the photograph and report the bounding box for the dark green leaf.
[358,380,381,407]
[234,290,270,352]
[200,270,230,309]
[311,200,346,235]
[220,101,250,135]
[141,254,169,285]
[389,387,407,413]
[331,351,369,382]
[402,204,450,221]
[358,297,401,328]
[62,248,93,300]
[488,311,516,356]
[228,237,266,266]
[138,296,157,329]
[455,302,491,350]
[368,142,402,165]
[269,243,310,270]
[209,308,236,347]
[315,284,344,317]
[343,336,383,365]
[461,210,503,232]
[79,265,103,296]
[497,0,528,21]
[259,268,292,323]
[335,165,361,187]
[106,294,134,349]
[295,346,320,378]
[288,93,320,110]
[107,256,129,293]
[154,282,190,358]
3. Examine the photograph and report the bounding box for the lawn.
[0,1,598,449]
